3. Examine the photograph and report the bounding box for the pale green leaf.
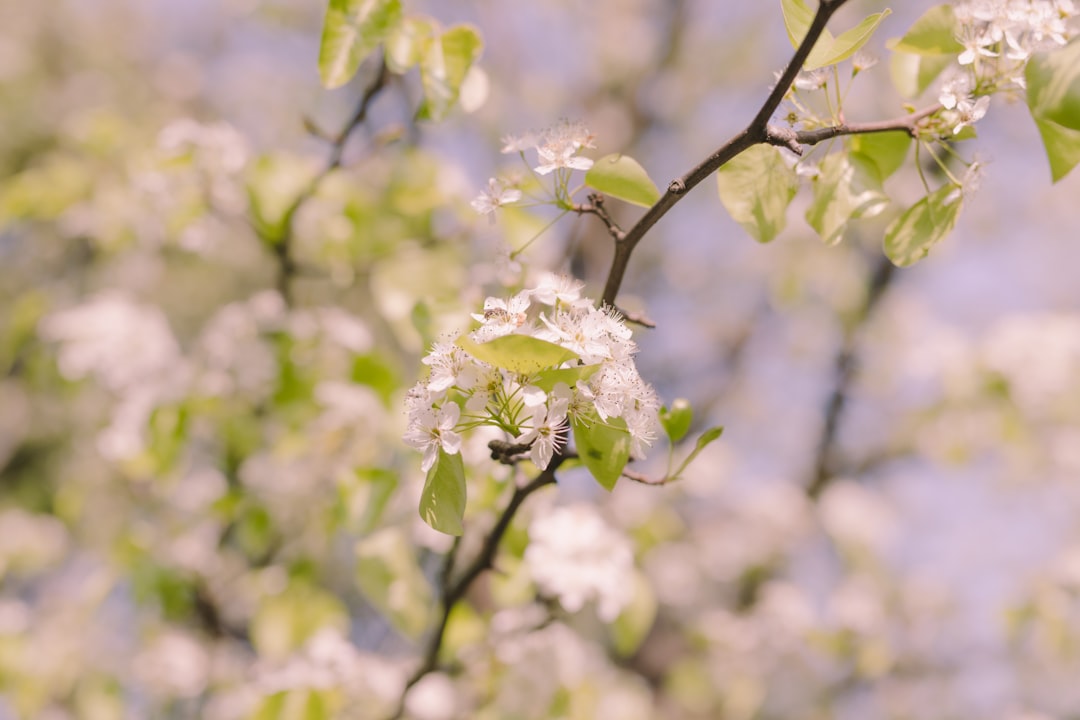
[716,145,798,243]
[610,570,658,656]
[883,184,963,266]
[585,154,662,208]
[356,527,435,636]
[672,426,724,478]
[888,51,954,98]
[531,364,599,393]
[1026,37,1080,132]
[457,334,579,375]
[573,418,631,491]
[1032,117,1080,183]
[807,10,892,70]
[848,131,911,180]
[887,5,962,55]
[781,0,831,52]
[251,584,349,659]
[659,398,693,444]
[419,449,466,535]
[805,152,888,246]
[318,0,403,89]
[385,16,436,74]
[417,24,483,121]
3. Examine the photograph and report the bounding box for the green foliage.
[659,399,693,444]
[457,334,579,375]
[671,426,724,479]
[417,24,484,121]
[573,418,631,491]
[781,0,891,70]
[385,17,436,73]
[716,145,798,243]
[251,583,349,659]
[889,50,954,98]
[609,570,657,656]
[849,131,911,181]
[319,0,403,89]
[805,152,888,246]
[1026,38,1080,181]
[884,184,963,266]
[419,448,467,535]
[351,353,399,407]
[532,364,600,392]
[355,527,435,636]
[888,5,962,55]
[585,154,662,208]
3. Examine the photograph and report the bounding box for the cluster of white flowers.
[939,0,1078,133]
[403,273,660,473]
[471,120,596,218]
[524,504,636,621]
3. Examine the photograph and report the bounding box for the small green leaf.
[318,0,403,89]
[351,353,399,407]
[808,9,892,70]
[883,184,963,266]
[887,5,962,55]
[417,24,483,122]
[805,152,888,246]
[573,418,631,491]
[848,131,911,180]
[782,0,891,70]
[1032,116,1080,183]
[585,154,661,208]
[457,334,579,375]
[672,426,724,478]
[659,399,693,444]
[1026,38,1080,132]
[716,145,798,243]
[531,364,600,393]
[385,16,436,74]
[419,449,466,536]
[610,570,657,656]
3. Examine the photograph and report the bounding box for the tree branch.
[601,0,852,306]
[767,103,943,156]
[268,58,391,304]
[387,463,561,720]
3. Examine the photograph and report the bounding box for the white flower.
[422,342,479,393]
[532,120,596,175]
[403,403,462,472]
[515,394,569,470]
[469,292,531,343]
[524,505,635,621]
[470,177,521,219]
[530,273,585,307]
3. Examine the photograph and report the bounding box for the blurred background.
[2,0,1080,718]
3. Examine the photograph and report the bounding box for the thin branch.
[768,104,943,155]
[614,305,656,329]
[622,468,678,486]
[266,58,391,304]
[806,254,895,499]
[386,463,561,720]
[601,0,852,306]
[573,193,626,241]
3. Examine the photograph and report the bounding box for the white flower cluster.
[940,0,1078,132]
[524,504,636,621]
[470,120,596,218]
[403,274,660,473]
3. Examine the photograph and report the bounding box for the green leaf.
[573,418,631,491]
[356,527,434,636]
[808,9,892,70]
[781,0,891,70]
[805,152,888,246]
[417,24,483,122]
[419,449,466,535]
[889,51,954,98]
[318,0,403,89]
[1026,37,1080,132]
[1032,116,1080,183]
[672,426,724,478]
[888,5,962,55]
[385,16,436,74]
[457,334,579,375]
[585,154,662,208]
[716,145,798,243]
[659,399,693,444]
[848,131,911,180]
[351,353,399,407]
[531,364,599,393]
[883,184,963,267]
[610,570,657,656]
